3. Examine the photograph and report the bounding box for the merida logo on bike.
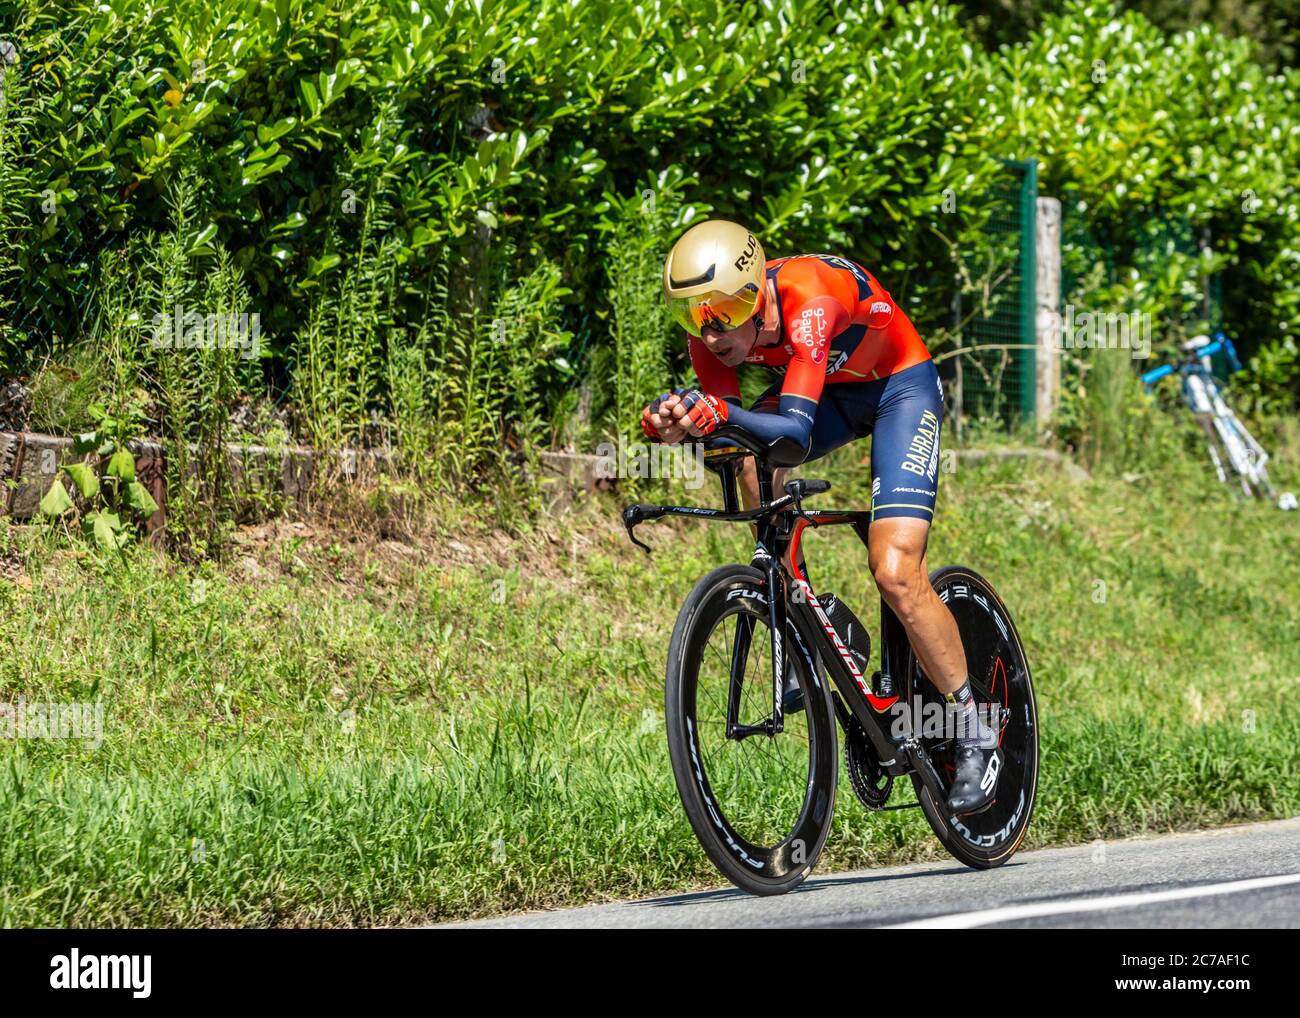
[50,949,152,998]
[900,409,939,481]
[803,583,871,694]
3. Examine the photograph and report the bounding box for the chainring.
[844,717,894,810]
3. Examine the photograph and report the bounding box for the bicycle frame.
[622,437,952,807]
[1141,333,1283,503]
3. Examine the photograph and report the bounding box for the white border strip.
[881,872,1300,928]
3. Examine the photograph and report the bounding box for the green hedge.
[0,0,1297,465]
[989,1,1300,409]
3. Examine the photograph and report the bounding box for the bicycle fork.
[724,542,788,740]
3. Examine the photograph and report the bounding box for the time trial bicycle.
[622,426,1039,895]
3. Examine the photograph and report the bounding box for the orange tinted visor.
[667,284,760,337]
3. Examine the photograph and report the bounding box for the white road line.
[880,872,1300,929]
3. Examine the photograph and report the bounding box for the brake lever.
[627,526,652,555]
[622,504,659,555]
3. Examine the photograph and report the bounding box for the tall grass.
[296,102,404,452]
[133,176,251,555]
[0,439,1296,925]
[603,196,678,444]
[0,56,33,370]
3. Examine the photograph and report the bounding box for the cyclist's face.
[700,318,759,366]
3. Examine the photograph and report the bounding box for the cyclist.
[641,219,999,815]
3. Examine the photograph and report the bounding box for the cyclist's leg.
[861,360,968,696]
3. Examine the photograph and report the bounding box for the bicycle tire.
[907,566,1039,869]
[665,564,838,895]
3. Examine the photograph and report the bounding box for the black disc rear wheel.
[665,565,838,895]
[908,566,1039,868]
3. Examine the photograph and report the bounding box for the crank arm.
[903,739,951,807]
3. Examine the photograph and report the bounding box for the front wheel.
[908,566,1039,869]
[665,565,838,895]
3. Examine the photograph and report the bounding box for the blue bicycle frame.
[1140,332,1242,390]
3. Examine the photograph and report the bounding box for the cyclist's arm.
[709,399,814,465]
[686,333,810,456]
[682,296,848,465]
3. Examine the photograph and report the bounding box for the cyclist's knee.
[869,529,929,619]
[738,458,786,510]
[872,558,926,614]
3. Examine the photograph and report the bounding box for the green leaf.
[187,223,218,255]
[107,449,136,481]
[271,211,308,236]
[240,153,291,188]
[126,481,159,517]
[90,512,124,551]
[256,117,297,145]
[307,253,342,277]
[64,462,99,499]
[38,479,75,517]
[298,80,321,118]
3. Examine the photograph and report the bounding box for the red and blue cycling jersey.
[691,254,930,399]
[687,254,933,465]
[676,254,944,521]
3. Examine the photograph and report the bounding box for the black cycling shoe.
[946,740,1003,815]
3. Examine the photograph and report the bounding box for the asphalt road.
[439,816,1300,928]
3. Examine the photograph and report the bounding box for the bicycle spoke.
[690,606,815,848]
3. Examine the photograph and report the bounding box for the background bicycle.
[1142,333,1296,511]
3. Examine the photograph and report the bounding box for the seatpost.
[718,460,739,513]
[756,462,775,506]
[877,599,905,699]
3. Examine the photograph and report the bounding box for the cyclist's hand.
[671,390,729,437]
[642,391,689,444]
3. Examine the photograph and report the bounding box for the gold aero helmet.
[663,220,766,337]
